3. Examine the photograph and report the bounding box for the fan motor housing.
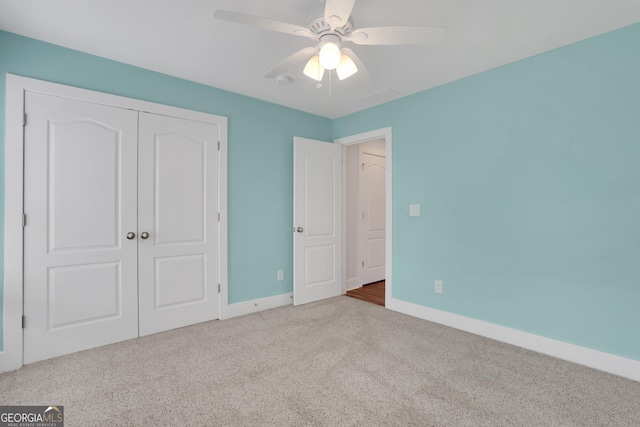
[307,15,354,38]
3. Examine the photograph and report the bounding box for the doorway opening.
[337,127,391,307]
[291,127,391,308]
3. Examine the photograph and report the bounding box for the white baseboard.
[220,293,293,320]
[0,350,20,373]
[347,278,360,291]
[387,297,640,382]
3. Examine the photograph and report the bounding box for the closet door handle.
[126,232,136,240]
[140,232,150,240]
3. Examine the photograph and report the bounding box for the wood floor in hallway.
[345,280,385,306]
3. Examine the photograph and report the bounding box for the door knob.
[296,227,304,233]
[140,232,150,240]
[126,232,136,240]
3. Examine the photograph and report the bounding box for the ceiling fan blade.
[341,48,372,83]
[346,26,446,45]
[324,0,357,31]
[214,10,316,39]
[264,46,320,78]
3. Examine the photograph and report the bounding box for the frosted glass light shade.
[319,42,341,70]
[336,54,358,80]
[303,55,325,81]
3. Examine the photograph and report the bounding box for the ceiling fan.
[214,0,446,83]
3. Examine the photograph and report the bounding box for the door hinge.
[361,260,365,268]
[23,113,27,127]
[22,315,26,329]
[218,283,221,293]
[362,212,365,220]
[218,212,220,222]
[217,140,220,151]
[22,213,27,227]
[362,163,365,170]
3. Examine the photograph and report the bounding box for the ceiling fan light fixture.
[215,4,449,94]
[303,55,325,81]
[336,54,358,80]
[319,41,341,70]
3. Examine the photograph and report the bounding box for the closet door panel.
[23,92,139,364]
[138,112,220,336]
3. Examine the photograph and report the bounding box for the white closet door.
[23,92,139,364]
[137,112,220,336]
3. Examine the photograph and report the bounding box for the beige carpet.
[1,296,639,426]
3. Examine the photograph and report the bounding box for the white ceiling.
[1,0,639,119]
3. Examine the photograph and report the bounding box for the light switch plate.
[409,204,421,217]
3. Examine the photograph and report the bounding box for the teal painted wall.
[334,23,640,360]
[0,31,332,350]
[3,23,640,361]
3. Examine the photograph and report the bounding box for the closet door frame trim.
[2,74,228,372]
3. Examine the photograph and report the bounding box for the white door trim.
[2,75,26,371]
[335,127,392,305]
[1,74,228,372]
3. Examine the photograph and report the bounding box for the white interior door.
[137,112,220,336]
[359,146,386,285]
[293,137,343,305]
[23,92,139,364]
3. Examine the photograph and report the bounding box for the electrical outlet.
[277,269,284,281]
[435,280,443,294]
